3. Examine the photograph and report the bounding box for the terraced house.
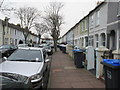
[107,1,120,59]
[60,1,120,79]
[73,23,80,47]
[88,2,107,48]
[79,16,89,48]
[0,17,38,46]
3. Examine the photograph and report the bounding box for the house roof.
[1,19,38,37]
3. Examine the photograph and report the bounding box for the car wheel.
[41,74,47,89]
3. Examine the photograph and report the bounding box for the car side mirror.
[45,59,50,63]
[3,57,7,60]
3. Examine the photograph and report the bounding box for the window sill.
[95,25,100,27]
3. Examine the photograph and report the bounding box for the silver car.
[0,47,51,89]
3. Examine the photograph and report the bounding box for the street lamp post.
[73,33,74,49]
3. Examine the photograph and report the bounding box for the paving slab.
[48,50,105,88]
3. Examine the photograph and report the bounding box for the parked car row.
[0,43,53,89]
[39,43,53,56]
[0,43,54,58]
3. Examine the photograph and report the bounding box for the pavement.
[48,50,105,88]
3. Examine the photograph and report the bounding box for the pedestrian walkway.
[48,50,105,88]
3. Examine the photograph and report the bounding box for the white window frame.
[90,14,94,29]
[15,29,17,35]
[96,10,100,26]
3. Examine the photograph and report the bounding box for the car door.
[42,50,50,73]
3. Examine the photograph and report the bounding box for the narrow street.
[48,50,105,88]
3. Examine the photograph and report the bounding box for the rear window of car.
[8,49,43,62]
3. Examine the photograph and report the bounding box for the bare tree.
[35,23,48,44]
[0,0,5,9]
[43,2,64,51]
[15,6,41,44]
[0,0,14,16]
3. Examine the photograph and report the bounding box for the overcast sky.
[0,0,104,37]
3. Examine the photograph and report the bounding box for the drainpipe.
[88,16,90,46]
[73,33,74,49]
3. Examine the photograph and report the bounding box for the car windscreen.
[7,49,43,62]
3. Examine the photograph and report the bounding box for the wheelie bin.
[102,59,120,90]
[73,49,85,68]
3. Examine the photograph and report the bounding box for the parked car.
[39,44,53,56]
[0,47,51,89]
[18,44,29,48]
[50,44,54,48]
[0,73,31,90]
[0,45,18,58]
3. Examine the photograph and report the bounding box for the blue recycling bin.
[73,49,85,68]
[102,59,120,89]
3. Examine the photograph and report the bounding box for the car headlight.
[30,74,42,83]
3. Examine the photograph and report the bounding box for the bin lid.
[72,49,81,52]
[103,59,120,66]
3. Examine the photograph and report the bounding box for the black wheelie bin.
[73,49,85,68]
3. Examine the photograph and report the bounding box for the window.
[85,19,88,30]
[10,28,13,35]
[91,36,94,46]
[10,38,12,44]
[95,35,99,48]
[15,39,17,45]
[96,10,100,26]
[90,14,94,29]
[89,36,94,46]
[85,37,88,47]
[4,38,8,45]
[15,29,17,35]
[82,38,84,47]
